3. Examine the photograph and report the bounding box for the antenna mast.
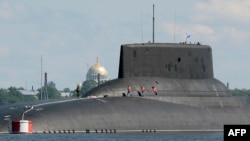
[174,6,176,43]
[41,55,43,100]
[152,4,155,43]
[44,72,48,100]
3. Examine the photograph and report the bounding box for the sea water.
[0,132,223,141]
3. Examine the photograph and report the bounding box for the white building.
[86,58,109,84]
[60,92,72,97]
[19,90,39,96]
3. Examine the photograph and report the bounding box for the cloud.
[181,24,214,35]
[221,27,250,43]
[0,0,249,90]
[184,0,250,46]
[162,22,217,43]
[0,1,29,21]
[194,0,250,24]
[41,35,67,49]
[0,2,13,20]
[0,46,10,58]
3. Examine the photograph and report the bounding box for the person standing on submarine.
[127,85,132,97]
[139,86,145,97]
[152,86,158,95]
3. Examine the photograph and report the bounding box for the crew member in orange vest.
[152,86,158,95]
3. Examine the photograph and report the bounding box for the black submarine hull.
[1,43,249,132]
[1,95,250,132]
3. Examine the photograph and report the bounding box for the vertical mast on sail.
[152,4,155,43]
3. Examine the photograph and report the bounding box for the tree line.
[0,87,33,104]
[0,80,97,105]
[1,80,249,105]
[230,88,250,96]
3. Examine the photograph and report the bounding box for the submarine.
[0,42,250,133]
[1,5,250,133]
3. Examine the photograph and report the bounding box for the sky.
[0,0,249,91]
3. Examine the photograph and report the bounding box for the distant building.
[60,92,72,97]
[86,58,109,84]
[19,89,39,96]
[19,89,39,100]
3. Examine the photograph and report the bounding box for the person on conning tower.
[126,85,132,97]
[138,86,145,97]
[152,86,158,95]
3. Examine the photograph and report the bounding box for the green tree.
[48,81,56,89]
[63,88,70,93]
[230,88,250,96]
[81,80,98,96]
[71,80,98,97]
[0,88,8,104]
[0,87,24,104]
[7,87,24,103]
[37,81,61,100]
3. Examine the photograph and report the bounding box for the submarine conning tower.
[85,42,229,97]
[118,43,213,79]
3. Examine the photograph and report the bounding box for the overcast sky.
[0,0,249,90]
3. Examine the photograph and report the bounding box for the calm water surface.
[0,132,223,141]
